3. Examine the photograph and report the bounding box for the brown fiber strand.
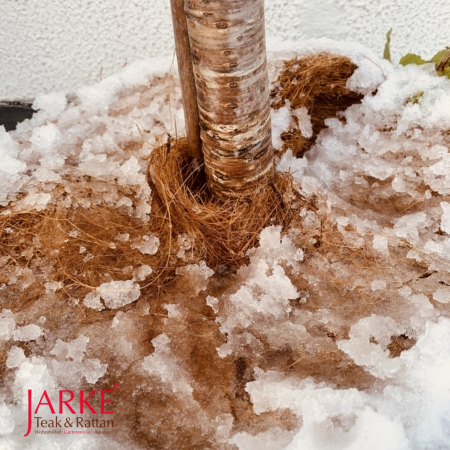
[271,53,364,158]
[0,138,299,308]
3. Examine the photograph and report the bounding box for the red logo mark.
[113,383,120,390]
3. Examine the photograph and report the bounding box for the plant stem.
[170,0,203,160]
[185,0,274,198]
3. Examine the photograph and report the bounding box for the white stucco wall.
[1,0,449,100]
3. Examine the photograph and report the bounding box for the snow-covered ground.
[1,39,450,449]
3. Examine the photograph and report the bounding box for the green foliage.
[399,53,426,66]
[407,92,424,104]
[396,45,450,79]
[384,29,450,78]
[432,49,450,77]
[431,50,448,65]
[383,29,392,62]
[440,65,450,78]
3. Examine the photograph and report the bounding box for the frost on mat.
[215,226,305,358]
[0,329,113,449]
[84,279,141,311]
[1,38,450,449]
[130,234,160,255]
[236,319,450,450]
[176,260,214,296]
[0,56,180,220]
[226,41,450,450]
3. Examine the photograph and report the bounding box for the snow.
[441,201,450,234]
[206,295,219,314]
[216,226,303,358]
[176,260,214,296]
[130,234,160,255]
[6,346,26,369]
[13,324,43,342]
[176,233,193,260]
[433,288,450,304]
[142,333,194,395]
[84,280,141,310]
[276,149,308,175]
[293,107,313,139]
[13,193,52,212]
[0,310,16,341]
[373,235,389,255]
[44,281,62,293]
[271,103,294,150]
[32,92,68,120]
[133,264,153,281]
[2,37,450,449]
[242,321,450,449]
[267,38,392,94]
[83,291,104,311]
[371,279,386,291]
[50,335,89,363]
[116,233,130,242]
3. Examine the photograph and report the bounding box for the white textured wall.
[1,0,449,100]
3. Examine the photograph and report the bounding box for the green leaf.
[443,65,450,79]
[431,50,448,65]
[399,53,427,66]
[383,29,392,62]
[431,49,450,77]
[407,92,424,104]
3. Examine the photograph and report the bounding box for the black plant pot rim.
[0,101,36,132]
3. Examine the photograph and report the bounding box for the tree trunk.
[185,0,274,198]
[170,0,203,159]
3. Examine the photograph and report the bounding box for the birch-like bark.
[171,0,202,159]
[185,0,274,198]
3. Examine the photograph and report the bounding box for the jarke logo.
[24,388,115,437]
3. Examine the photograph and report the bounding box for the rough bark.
[185,0,274,198]
[170,0,203,159]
